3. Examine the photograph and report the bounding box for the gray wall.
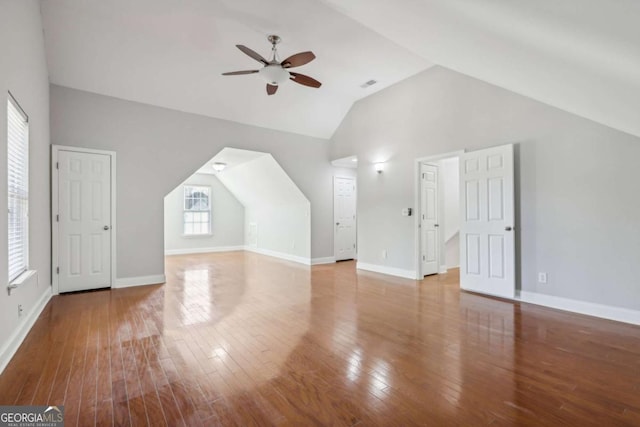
[331,66,640,311]
[217,155,310,259]
[0,1,51,355]
[439,157,459,270]
[164,173,244,253]
[50,85,337,279]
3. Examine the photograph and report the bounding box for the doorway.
[52,145,116,294]
[415,144,516,299]
[417,153,461,278]
[419,163,439,275]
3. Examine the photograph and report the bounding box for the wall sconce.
[374,162,385,173]
[212,162,227,172]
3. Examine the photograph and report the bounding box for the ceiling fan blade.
[236,45,269,65]
[281,51,316,68]
[289,72,322,88]
[266,84,278,95]
[221,70,259,76]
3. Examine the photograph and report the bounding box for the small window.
[183,185,211,235]
[7,93,29,282]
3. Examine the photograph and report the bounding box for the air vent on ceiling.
[360,79,378,89]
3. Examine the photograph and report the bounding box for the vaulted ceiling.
[40,0,431,139]
[322,0,640,139]
[41,0,640,139]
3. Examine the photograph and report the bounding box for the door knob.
[434,224,439,227]
[505,226,512,231]
[336,222,340,226]
[104,225,110,230]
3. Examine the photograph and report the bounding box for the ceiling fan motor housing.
[259,64,290,86]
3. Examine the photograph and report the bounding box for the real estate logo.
[0,405,64,427]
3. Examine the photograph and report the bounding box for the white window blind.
[183,185,211,235]
[7,94,29,282]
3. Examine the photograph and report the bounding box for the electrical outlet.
[382,250,387,259]
[538,272,548,284]
[18,304,23,318]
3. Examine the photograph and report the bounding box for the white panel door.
[459,144,515,298]
[334,177,356,261]
[58,150,112,292]
[421,163,439,276]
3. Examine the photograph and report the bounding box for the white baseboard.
[114,274,166,289]
[439,265,448,274]
[0,287,52,374]
[165,246,334,267]
[244,246,311,266]
[356,262,416,280]
[517,290,640,326]
[311,257,336,265]
[165,246,337,267]
[165,246,244,256]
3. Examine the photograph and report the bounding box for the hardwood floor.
[1,252,640,425]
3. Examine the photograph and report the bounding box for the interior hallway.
[1,252,639,425]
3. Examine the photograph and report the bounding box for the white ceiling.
[41,0,640,139]
[195,147,268,175]
[40,0,432,139]
[193,148,308,208]
[217,154,309,208]
[320,0,640,138]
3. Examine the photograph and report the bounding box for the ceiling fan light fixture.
[222,35,320,95]
[259,65,290,86]
[212,162,227,172]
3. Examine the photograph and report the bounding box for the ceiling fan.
[222,35,322,96]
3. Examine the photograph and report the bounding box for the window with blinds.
[7,94,29,282]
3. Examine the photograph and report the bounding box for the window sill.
[181,233,213,239]
[10,269,36,286]
[8,269,37,294]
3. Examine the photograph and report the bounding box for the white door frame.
[333,175,357,261]
[414,150,464,279]
[51,145,117,295]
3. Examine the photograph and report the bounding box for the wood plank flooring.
[1,251,640,425]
